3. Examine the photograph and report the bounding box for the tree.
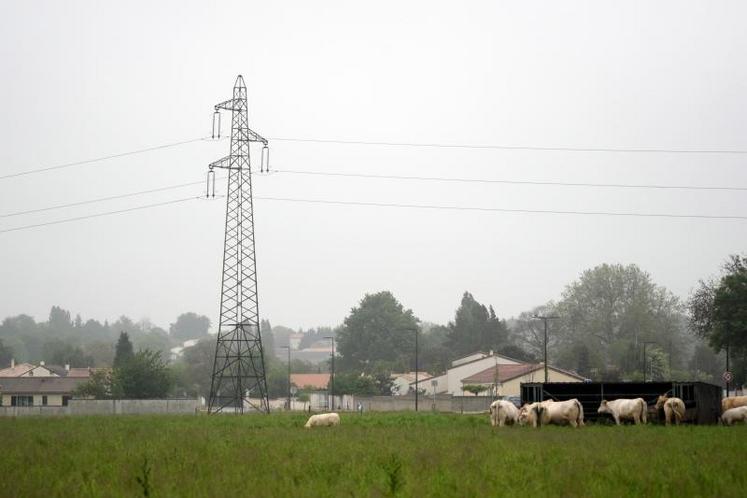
[42,339,94,367]
[48,306,73,335]
[169,313,211,342]
[689,255,747,354]
[509,305,558,361]
[171,339,216,398]
[113,332,134,369]
[551,263,686,379]
[112,350,172,399]
[0,339,13,367]
[260,320,275,364]
[446,292,509,359]
[336,291,419,373]
[74,370,112,399]
[689,255,747,386]
[419,324,451,375]
[463,384,489,396]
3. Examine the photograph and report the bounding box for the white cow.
[520,399,584,428]
[598,398,647,425]
[655,395,686,425]
[489,400,519,427]
[304,412,341,428]
[721,406,747,426]
[721,396,747,413]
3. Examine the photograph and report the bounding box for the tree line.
[1,254,744,399]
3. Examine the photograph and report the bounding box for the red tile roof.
[462,363,540,384]
[290,373,330,390]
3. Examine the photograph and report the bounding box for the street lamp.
[532,314,559,383]
[409,326,420,411]
[282,346,291,410]
[324,336,335,411]
[642,341,657,383]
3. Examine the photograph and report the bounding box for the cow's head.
[597,400,611,414]
[655,395,668,410]
[518,403,535,426]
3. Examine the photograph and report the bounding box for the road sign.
[722,371,733,383]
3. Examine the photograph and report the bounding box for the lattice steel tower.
[207,75,270,414]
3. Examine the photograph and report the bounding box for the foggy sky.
[1,1,746,332]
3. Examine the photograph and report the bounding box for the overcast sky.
[1,1,746,332]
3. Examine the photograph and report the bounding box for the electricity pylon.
[207,75,270,414]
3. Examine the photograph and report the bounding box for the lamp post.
[414,327,419,412]
[282,346,291,410]
[642,341,657,383]
[324,336,335,410]
[725,344,730,396]
[532,314,559,383]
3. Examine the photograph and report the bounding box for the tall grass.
[0,412,744,497]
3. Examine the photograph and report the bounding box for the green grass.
[1,412,744,498]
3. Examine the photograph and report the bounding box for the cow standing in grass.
[597,398,648,425]
[519,399,584,428]
[721,406,747,426]
[655,395,686,425]
[721,396,747,413]
[489,400,519,427]
[304,413,340,428]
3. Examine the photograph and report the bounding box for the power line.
[1,166,743,222]
[253,196,747,221]
[4,133,747,182]
[1,193,744,235]
[0,179,209,218]
[274,169,747,192]
[0,136,214,181]
[269,137,747,155]
[0,196,203,234]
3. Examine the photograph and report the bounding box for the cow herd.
[489,394,747,428]
[303,395,747,429]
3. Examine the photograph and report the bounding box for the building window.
[11,396,33,407]
[62,396,71,407]
[42,396,48,406]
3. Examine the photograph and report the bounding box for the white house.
[417,351,523,396]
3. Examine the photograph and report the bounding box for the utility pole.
[283,346,291,410]
[643,341,657,383]
[414,327,419,412]
[532,314,559,383]
[726,344,730,396]
[207,75,271,414]
[325,336,335,411]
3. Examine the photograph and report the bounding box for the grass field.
[1,412,744,498]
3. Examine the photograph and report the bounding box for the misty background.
[1,1,746,340]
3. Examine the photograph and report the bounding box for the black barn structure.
[521,381,721,424]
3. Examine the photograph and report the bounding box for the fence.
[0,398,200,417]
[305,393,493,413]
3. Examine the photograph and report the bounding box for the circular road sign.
[722,371,734,383]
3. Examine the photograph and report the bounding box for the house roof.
[449,350,528,370]
[0,363,37,377]
[290,373,330,390]
[391,372,430,383]
[461,363,584,385]
[0,377,88,394]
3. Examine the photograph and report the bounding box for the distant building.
[290,373,330,391]
[460,363,585,398]
[419,351,524,396]
[288,333,304,350]
[415,351,584,397]
[0,360,57,378]
[0,377,88,407]
[391,372,430,395]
